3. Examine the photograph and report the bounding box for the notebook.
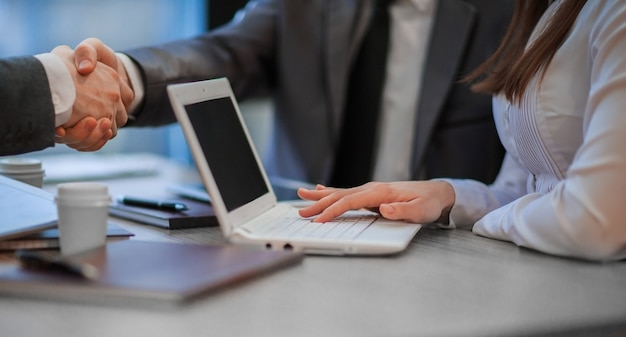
[0,240,303,307]
[0,175,57,241]
[109,195,218,229]
[0,221,133,251]
[167,78,421,255]
[42,153,160,183]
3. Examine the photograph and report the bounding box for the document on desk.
[41,153,160,183]
[0,175,57,241]
[0,240,303,307]
[0,222,133,251]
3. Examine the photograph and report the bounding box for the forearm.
[0,57,56,155]
[440,153,528,229]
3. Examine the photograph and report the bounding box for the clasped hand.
[52,38,133,151]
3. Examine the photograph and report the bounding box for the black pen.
[118,195,188,212]
[16,250,99,281]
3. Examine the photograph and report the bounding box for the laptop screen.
[185,97,269,212]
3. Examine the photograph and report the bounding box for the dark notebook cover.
[0,240,303,307]
[109,196,217,229]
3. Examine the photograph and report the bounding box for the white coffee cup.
[55,182,111,256]
[0,157,45,188]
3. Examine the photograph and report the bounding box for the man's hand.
[51,38,134,151]
[52,44,130,136]
[74,38,133,112]
[55,117,113,152]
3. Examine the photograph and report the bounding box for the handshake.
[52,38,133,151]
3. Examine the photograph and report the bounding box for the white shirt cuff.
[116,52,144,118]
[34,53,75,127]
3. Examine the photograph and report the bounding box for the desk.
[2,156,625,337]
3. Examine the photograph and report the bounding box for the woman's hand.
[297,181,455,224]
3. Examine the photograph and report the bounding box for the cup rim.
[0,158,43,174]
[0,171,45,176]
[55,198,111,207]
[0,168,45,174]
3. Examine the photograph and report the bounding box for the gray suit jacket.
[0,56,55,155]
[125,0,512,185]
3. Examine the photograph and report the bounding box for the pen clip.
[116,195,188,212]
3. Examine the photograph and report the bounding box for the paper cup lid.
[56,182,110,203]
[0,158,43,174]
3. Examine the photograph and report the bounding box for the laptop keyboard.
[255,214,378,241]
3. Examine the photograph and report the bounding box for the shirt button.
[52,94,60,105]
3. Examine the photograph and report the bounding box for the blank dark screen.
[185,97,269,211]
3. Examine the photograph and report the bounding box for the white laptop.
[167,78,421,255]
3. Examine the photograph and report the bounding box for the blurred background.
[0,0,272,167]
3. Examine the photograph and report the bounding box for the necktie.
[330,0,392,188]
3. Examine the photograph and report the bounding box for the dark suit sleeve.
[0,56,56,156]
[123,0,278,127]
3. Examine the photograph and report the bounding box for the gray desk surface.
[1,155,625,337]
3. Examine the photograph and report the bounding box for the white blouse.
[445,0,626,261]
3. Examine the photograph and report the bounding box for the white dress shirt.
[444,1,626,261]
[373,0,436,182]
[35,53,74,127]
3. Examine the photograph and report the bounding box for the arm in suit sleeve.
[122,0,278,127]
[0,56,56,155]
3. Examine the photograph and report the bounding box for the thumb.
[378,203,402,220]
[54,126,66,139]
[74,38,117,74]
[378,202,422,222]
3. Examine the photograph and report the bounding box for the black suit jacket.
[125,0,512,185]
[0,56,55,155]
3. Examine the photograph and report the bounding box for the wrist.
[116,52,144,118]
[436,181,455,224]
[35,53,76,127]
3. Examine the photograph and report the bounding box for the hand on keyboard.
[296,181,455,224]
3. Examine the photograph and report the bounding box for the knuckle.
[55,45,71,51]
[367,182,388,194]
[363,182,378,188]
[334,196,355,210]
[109,69,120,82]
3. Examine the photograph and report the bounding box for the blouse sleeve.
[441,152,529,230]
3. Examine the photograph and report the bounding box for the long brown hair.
[464,0,588,103]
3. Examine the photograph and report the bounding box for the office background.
[0,0,271,165]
